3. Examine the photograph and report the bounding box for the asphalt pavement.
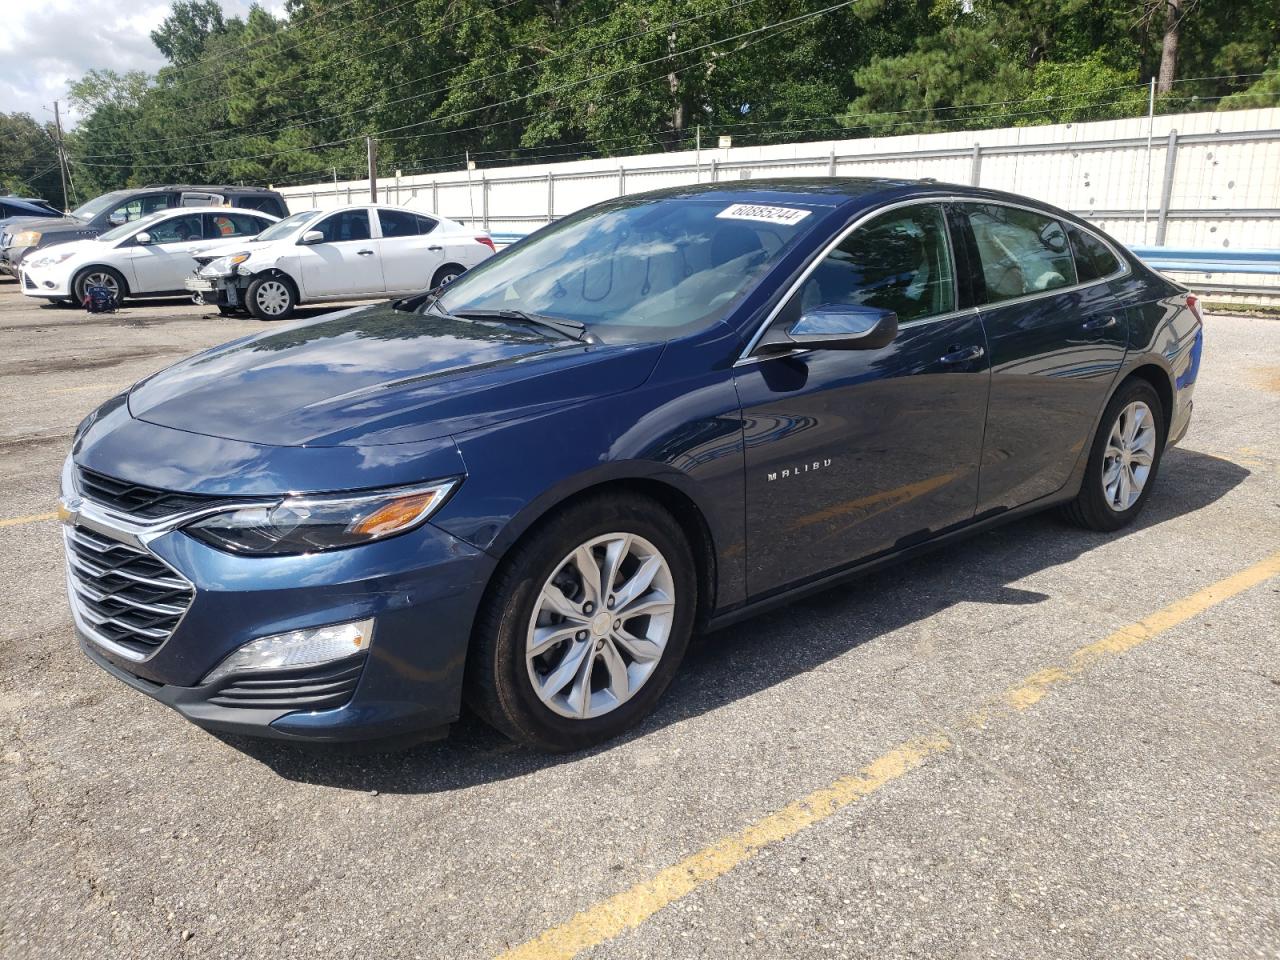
[0,278,1276,960]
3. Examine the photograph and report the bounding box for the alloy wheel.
[254,280,291,317]
[1102,400,1157,511]
[525,533,676,720]
[83,272,119,298]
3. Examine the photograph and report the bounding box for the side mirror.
[300,230,324,244]
[107,214,126,227]
[135,231,153,245]
[762,303,898,353]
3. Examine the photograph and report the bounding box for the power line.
[75,0,865,172]
[76,0,763,160]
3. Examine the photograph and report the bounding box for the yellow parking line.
[0,511,58,528]
[498,549,1280,960]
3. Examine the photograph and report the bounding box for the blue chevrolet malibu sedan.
[60,179,1202,751]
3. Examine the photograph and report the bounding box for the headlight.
[27,250,76,269]
[200,251,251,277]
[201,618,374,686]
[185,480,459,555]
[12,230,41,247]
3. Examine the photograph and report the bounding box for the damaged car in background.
[185,203,495,319]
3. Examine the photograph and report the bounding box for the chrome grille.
[64,525,193,658]
[76,467,228,520]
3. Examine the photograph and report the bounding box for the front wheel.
[466,494,697,751]
[245,275,297,320]
[73,267,127,306]
[1061,377,1166,531]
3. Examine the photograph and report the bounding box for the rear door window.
[960,203,1077,304]
[206,212,270,238]
[377,209,421,238]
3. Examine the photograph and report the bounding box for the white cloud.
[0,0,282,127]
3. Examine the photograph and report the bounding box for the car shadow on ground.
[224,446,1249,792]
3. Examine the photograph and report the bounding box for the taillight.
[1185,293,1203,322]
[476,236,495,252]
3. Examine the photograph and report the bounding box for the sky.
[0,0,281,128]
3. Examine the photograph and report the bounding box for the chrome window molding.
[737,194,1131,363]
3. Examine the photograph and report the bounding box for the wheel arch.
[1118,360,1175,436]
[432,262,466,288]
[478,472,720,633]
[249,267,300,298]
[72,263,130,297]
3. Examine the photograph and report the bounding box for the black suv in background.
[1,185,289,277]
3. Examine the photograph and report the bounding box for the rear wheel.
[73,267,127,305]
[1061,378,1166,531]
[432,263,465,289]
[246,275,297,320]
[466,493,697,751]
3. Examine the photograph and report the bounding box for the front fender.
[431,362,748,611]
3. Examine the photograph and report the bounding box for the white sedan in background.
[186,203,496,320]
[19,207,279,306]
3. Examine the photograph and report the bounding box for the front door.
[125,212,207,293]
[734,202,990,597]
[298,209,385,298]
[953,202,1128,512]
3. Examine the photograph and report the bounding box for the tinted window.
[963,203,1077,303]
[437,197,821,342]
[1067,225,1122,282]
[797,204,955,324]
[378,209,421,238]
[314,209,371,242]
[235,195,287,216]
[107,193,173,226]
[206,212,269,238]
[148,213,204,244]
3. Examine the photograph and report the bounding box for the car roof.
[142,206,280,217]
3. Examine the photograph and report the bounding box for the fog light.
[43,281,55,288]
[202,618,374,687]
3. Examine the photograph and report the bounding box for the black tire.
[245,274,297,321]
[432,263,465,289]
[72,266,128,306]
[465,493,698,752]
[1061,377,1166,531]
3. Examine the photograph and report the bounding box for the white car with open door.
[18,207,279,306]
[185,203,496,320]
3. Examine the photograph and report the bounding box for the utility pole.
[51,101,70,211]
[366,136,378,202]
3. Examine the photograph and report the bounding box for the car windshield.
[98,210,168,243]
[69,192,128,222]
[434,196,823,343]
[253,210,318,242]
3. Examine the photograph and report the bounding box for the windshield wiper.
[450,308,595,343]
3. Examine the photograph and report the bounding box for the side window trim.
[739,198,967,360]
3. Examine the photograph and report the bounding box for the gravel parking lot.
[0,277,1276,960]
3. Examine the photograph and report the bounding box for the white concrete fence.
[277,106,1280,300]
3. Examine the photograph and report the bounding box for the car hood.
[27,238,100,262]
[127,302,665,447]
[6,216,84,236]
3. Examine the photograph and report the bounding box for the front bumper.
[63,498,497,743]
[19,261,72,298]
[184,273,240,306]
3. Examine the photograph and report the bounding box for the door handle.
[1083,315,1118,331]
[356,249,375,256]
[939,344,985,365]
[427,245,444,252]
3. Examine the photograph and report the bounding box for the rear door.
[375,209,444,293]
[296,208,384,298]
[734,201,990,595]
[954,202,1127,512]
[124,212,208,293]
